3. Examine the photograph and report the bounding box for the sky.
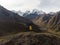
[0,0,60,13]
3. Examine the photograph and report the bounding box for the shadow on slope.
[0,5,41,36]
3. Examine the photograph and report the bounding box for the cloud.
[0,0,39,11]
[0,0,60,12]
[38,0,60,12]
[39,0,52,7]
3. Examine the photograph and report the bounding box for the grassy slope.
[0,31,60,45]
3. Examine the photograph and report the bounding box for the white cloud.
[0,0,60,13]
[0,0,40,11]
[38,0,60,12]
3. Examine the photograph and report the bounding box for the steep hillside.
[47,12,60,31]
[0,5,41,36]
[33,12,60,32]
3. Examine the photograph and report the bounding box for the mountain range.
[16,9,60,32]
[0,5,60,45]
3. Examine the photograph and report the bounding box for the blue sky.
[0,0,60,13]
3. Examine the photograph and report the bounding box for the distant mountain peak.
[32,9,46,15]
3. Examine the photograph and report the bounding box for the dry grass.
[0,31,60,45]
